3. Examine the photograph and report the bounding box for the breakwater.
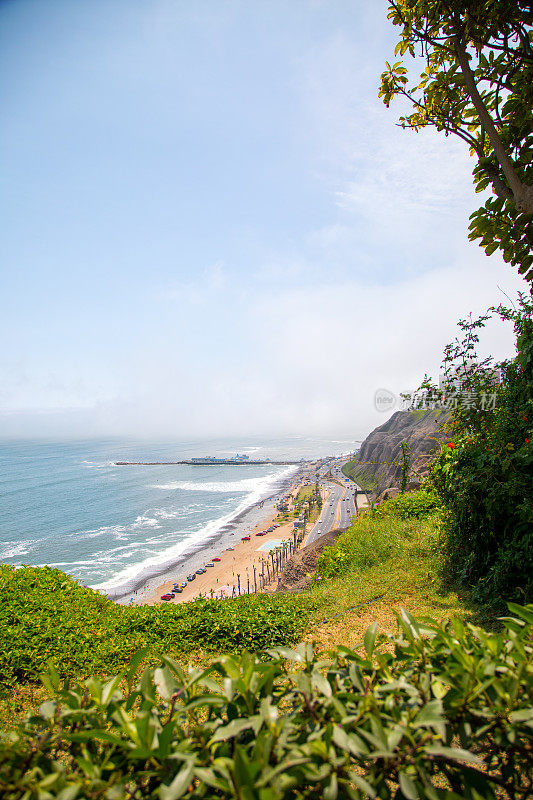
[115,460,306,466]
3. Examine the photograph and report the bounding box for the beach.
[119,466,318,605]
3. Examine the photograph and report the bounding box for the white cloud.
[6,238,522,441]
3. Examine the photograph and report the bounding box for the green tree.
[380,1,533,279]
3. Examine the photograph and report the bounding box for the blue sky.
[0,0,527,439]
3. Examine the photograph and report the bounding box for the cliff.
[343,409,448,500]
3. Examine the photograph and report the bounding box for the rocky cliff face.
[343,410,448,499]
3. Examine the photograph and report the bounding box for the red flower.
[523,416,528,423]
[519,366,524,373]
[526,438,531,444]
[447,442,455,449]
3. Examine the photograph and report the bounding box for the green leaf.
[154,666,177,701]
[509,708,533,724]
[506,603,533,625]
[210,718,255,743]
[425,745,483,765]
[348,771,377,798]
[159,762,195,800]
[125,647,150,684]
[364,622,378,658]
[413,699,444,729]
[399,772,418,800]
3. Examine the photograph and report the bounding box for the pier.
[114,460,306,466]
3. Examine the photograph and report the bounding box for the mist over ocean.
[0,436,357,596]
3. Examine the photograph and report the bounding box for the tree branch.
[454,36,533,213]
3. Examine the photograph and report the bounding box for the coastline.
[113,465,310,604]
[142,474,329,605]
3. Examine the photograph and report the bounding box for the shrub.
[370,489,442,520]
[0,566,312,690]
[1,605,531,799]
[427,295,533,607]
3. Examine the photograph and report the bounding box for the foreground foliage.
[0,566,312,691]
[1,606,531,799]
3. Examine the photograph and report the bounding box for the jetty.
[114,459,306,466]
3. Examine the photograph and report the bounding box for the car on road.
[212,557,221,562]
[160,594,174,601]
[187,574,196,581]
[196,568,206,575]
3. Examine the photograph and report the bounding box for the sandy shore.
[113,465,318,605]
[143,474,318,604]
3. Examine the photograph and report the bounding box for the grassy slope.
[341,461,381,491]
[0,493,486,730]
[303,510,487,653]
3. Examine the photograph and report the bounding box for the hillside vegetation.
[0,566,312,691]
[1,490,480,721]
[424,297,533,608]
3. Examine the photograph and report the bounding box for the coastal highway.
[305,459,366,546]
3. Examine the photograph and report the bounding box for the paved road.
[304,458,366,545]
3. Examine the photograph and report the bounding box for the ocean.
[0,436,357,599]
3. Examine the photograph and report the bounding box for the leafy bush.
[370,489,442,520]
[0,566,312,690]
[1,606,531,799]
[427,295,533,607]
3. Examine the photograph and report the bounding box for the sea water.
[0,436,357,597]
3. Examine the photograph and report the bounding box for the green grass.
[341,461,381,491]
[295,485,314,502]
[293,485,322,523]
[303,494,489,650]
